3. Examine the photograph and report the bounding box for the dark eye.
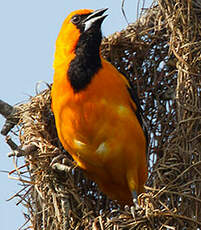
[71,15,81,25]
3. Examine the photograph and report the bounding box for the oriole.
[51,8,148,205]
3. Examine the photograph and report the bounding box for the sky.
[0,0,152,229]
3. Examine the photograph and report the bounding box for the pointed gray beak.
[83,8,108,32]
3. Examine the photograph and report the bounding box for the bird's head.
[54,8,108,68]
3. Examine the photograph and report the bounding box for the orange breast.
[51,58,148,205]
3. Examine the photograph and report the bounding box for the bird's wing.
[119,71,149,157]
[127,85,148,149]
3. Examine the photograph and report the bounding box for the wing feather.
[119,71,148,156]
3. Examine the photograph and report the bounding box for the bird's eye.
[71,15,81,25]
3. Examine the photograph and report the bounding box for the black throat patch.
[67,26,102,93]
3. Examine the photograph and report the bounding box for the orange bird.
[51,8,148,205]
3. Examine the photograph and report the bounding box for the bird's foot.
[50,153,67,165]
[130,198,141,219]
[50,154,72,173]
[130,190,143,219]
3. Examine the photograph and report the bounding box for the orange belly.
[51,60,148,205]
[55,98,147,205]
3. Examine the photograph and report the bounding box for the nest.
[2,0,201,229]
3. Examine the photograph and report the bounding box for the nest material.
[4,0,201,229]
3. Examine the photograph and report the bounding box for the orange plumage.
[51,8,148,205]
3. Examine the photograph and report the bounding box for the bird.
[51,8,148,206]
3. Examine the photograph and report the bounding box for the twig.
[121,0,129,25]
[0,99,14,117]
[6,135,37,157]
[8,163,34,185]
[6,135,25,157]
[0,99,20,135]
[6,135,18,150]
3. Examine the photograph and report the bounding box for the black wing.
[127,82,149,157]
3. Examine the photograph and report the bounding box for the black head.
[70,8,108,33]
[68,8,108,92]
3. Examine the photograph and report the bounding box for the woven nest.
[3,0,201,229]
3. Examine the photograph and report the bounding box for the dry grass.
[3,0,201,229]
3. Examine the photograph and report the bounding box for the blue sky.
[0,0,152,229]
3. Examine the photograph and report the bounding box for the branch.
[6,136,37,158]
[0,100,38,157]
[0,99,20,135]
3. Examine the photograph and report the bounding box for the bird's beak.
[83,8,108,32]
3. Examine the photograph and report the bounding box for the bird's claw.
[50,154,72,173]
[130,190,144,219]
[130,198,142,219]
[50,154,66,166]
